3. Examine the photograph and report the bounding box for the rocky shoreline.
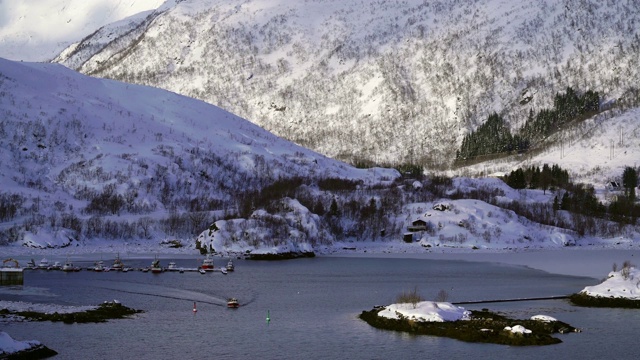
[0,301,142,324]
[1,343,58,360]
[245,251,316,260]
[569,293,640,308]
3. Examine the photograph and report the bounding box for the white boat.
[37,258,49,269]
[226,259,234,271]
[221,268,228,275]
[167,262,179,271]
[62,259,75,272]
[93,260,105,272]
[49,261,62,270]
[198,268,206,274]
[112,253,124,271]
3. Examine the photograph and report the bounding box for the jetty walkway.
[453,295,569,305]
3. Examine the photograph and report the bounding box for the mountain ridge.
[51,0,640,167]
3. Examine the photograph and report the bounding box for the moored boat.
[93,260,105,272]
[227,298,239,308]
[167,262,179,271]
[198,268,206,274]
[37,258,49,269]
[151,257,162,273]
[62,259,75,272]
[226,259,234,272]
[112,253,124,271]
[201,254,214,271]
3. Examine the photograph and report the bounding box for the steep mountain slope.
[53,0,640,168]
[0,57,398,248]
[0,0,165,61]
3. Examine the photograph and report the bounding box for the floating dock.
[0,267,24,285]
[453,295,569,305]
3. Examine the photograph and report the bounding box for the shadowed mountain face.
[54,0,640,168]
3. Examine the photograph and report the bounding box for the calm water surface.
[2,256,639,359]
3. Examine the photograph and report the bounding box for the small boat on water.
[167,262,179,271]
[112,253,124,271]
[201,254,214,271]
[227,298,239,308]
[49,261,62,270]
[26,259,37,269]
[93,261,105,272]
[198,268,206,274]
[151,257,163,273]
[62,259,75,272]
[37,258,49,269]
[221,268,228,275]
[226,259,234,272]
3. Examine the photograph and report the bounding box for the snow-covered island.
[360,300,579,346]
[0,300,142,358]
[0,331,57,359]
[570,263,640,308]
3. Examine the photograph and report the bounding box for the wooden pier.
[0,268,24,285]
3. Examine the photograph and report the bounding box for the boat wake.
[91,280,230,307]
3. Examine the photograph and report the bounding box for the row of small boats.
[25,254,235,274]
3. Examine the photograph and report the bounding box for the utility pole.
[620,126,623,146]
[610,139,614,160]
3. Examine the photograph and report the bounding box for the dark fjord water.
[2,256,639,359]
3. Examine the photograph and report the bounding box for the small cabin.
[607,181,621,191]
[403,233,414,243]
[407,219,428,232]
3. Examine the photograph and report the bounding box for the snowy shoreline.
[2,241,638,278]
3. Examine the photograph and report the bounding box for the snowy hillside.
[0,57,398,250]
[580,263,640,300]
[48,0,640,168]
[0,56,637,255]
[0,0,166,61]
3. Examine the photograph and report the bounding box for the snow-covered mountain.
[1,1,639,256]
[0,0,166,62]
[47,0,640,168]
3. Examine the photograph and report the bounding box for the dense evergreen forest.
[456,87,600,162]
[502,165,639,228]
